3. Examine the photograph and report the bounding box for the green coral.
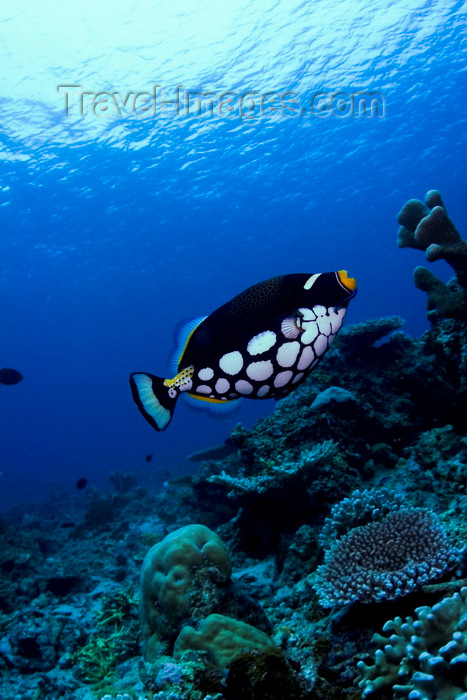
[73,584,139,688]
[73,620,139,686]
[97,584,137,627]
[173,613,273,668]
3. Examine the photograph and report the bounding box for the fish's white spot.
[179,378,193,393]
[281,317,301,339]
[304,273,320,290]
[215,377,230,394]
[235,379,253,395]
[196,384,212,394]
[313,305,327,317]
[317,314,333,336]
[301,321,319,345]
[274,370,293,388]
[257,384,270,397]
[292,372,304,384]
[246,360,274,381]
[219,350,243,375]
[298,307,316,321]
[247,330,276,356]
[314,334,328,356]
[276,341,300,368]
[330,307,346,333]
[297,346,315,370]
[198,367,214,381]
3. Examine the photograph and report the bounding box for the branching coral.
[313,508,461,607]
[357,586,467,698]
[318,488,406,551]
[397,190,467,320]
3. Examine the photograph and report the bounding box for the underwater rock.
[397,190,467,320]
[337,316,405,354]
[310,386,357,411]
[2,609,68,673]
[45,575,84,597]
[83,497,118,529]
[225,646,304,699]
[108,470,138,493]
[277,525,320,587]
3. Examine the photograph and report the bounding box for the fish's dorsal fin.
[170,316,207,374]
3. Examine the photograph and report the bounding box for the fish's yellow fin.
[184,392,241,417]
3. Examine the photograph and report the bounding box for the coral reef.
[1,189,466,698]
[397,190,467,320]
[357,586,467,698]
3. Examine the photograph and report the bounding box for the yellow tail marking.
[164,366,194,388]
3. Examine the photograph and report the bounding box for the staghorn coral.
[357,586,467,699]
[397,190,467,320]
[312,508,461,607]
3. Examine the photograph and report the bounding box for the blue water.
[1,0,466,512]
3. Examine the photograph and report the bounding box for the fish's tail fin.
[130,372,178,431]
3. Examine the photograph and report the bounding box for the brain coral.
[357,586,467,699]
[139,524,231,661]
[312,508,460,607]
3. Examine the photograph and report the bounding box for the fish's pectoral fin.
[130,372,178,432]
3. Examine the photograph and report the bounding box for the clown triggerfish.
[130,270,356,431]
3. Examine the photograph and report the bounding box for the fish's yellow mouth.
[337,270,357,292]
